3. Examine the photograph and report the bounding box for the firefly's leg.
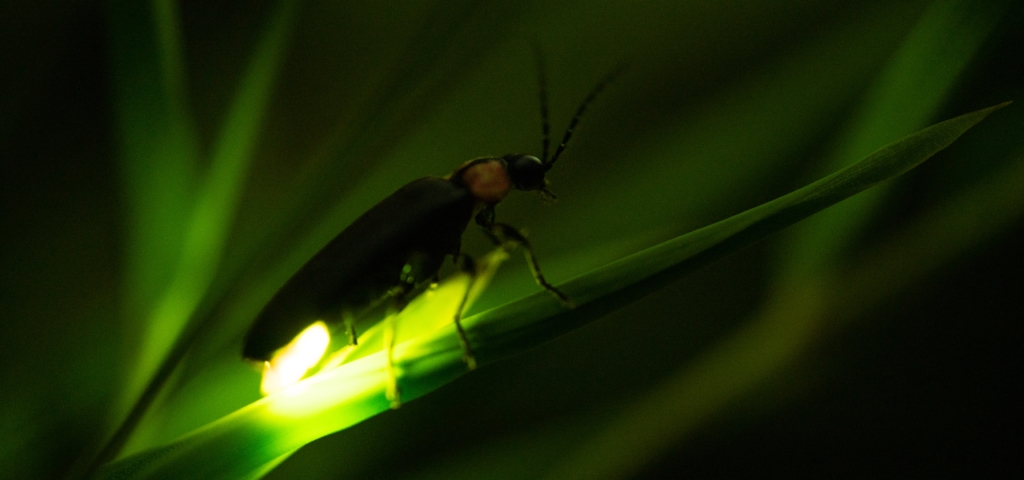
[482,223,574,308]
[451,253,478,370]
[383,252,438,409]
[381,283,412,409]
[342,311,358,346]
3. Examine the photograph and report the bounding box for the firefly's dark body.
[242,59,620,366]
[243,176,475,362]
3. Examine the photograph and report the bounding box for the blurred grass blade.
[96,2,202,476]
[129,0,297,400]
[90,0,298,475]
[841,147,1024,310]
[107,0,201,400]
[98,103,1005,479]
[778,0,1001,281]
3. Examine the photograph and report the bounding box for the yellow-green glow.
[261,321,331,395]
[265,349,385,419]
[323,248,511,368]
[319,273,472,369]
[267,248,512,417]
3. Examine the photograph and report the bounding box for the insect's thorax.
[449,157,512,205]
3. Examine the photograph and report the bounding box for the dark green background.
[2,0,1021,478]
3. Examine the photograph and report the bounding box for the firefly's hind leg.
[482,223,574,308]
[383,252,440,409]
[451,253,479,370]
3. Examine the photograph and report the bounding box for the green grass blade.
[97,102,1006,479]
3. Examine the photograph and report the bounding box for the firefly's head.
[503,154,547,191]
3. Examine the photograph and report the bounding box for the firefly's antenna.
[533,46,551,164]
[545,62,627,171]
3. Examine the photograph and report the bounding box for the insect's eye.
[506,154,546,191]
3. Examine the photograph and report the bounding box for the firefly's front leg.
[482,222,574,308]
